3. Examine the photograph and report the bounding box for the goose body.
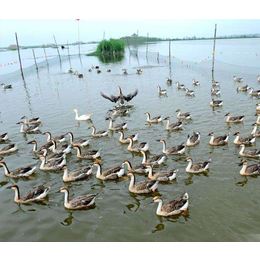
[151,194,189,217]
[233,76,243,82]
[239,160,260,176]
[39,155,66,171]
[21,116,41,125]
[50,140,72,154]
[210,99,223,107]
[192,79,200,86]
[7,185,50,203]
[237,85,249,91]
[67,132,89,146]
[118,130,138,144]
[141,150,166,166]
[88,126,108,137]
[225,113,244,123]
[158,139,185,155]
[145,112,162,123]
[233,132,255,145]
[157,86,167,95]
[17,122,39,133]
[40,148,65,161]
[106,117,127,131]
[176,109,191,120]
[59,187,97,210]
[0,144,18,155]
[249,87,260,96]
[186,132,200,147]
[147,165,177,182]
[239,144,260,158]
[1,83,12,89]
[208,132,229,146]
[211,88,221,96]
[127,172,159,194]
[0,133,9,142]
[185,157,211,173]
[0,161,36,178]
[73,109,92,121]
[185,88,195,96]
[164,117,183,130]
[127,137,149,152]
[251,123,260,137]
[62,165,92,182]
[93,162,125,180]
[73,145,101,160]
[124,160,149,174]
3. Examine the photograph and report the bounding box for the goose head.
[6,185,18,190]
[151,196,162,204]
[59,187,69,193]
[185,157,193,162]
[233,132,240,136]
[238,159,247,166]
[208,132,214,136]
[27,140,36,145]
[164,116,170,120]
[175,109,181,113]
[225,113,230,117]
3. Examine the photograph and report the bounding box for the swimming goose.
[106,117,127,131]
[239,160,260,176]
[185,88,195,96]
[166,78,172,85]
[118,130,138,144]
[157,86,167,95]
[67,132,89,146]
[137,69,143,75]
[122,69,128,75]
[210,99,223,107]
[95,66,99,69]
[140,150,166,166]
[62,165,92,182]
[50,140,72,154]
[233,132,255,145]
[186,132,200,147]
[225,113,244,123]
[27,140,53,154]
[145,112,162,123]
[233,76,243,82]
[127,172,159,194]
[208,132,229,146]
[0,161,36,178]
[192,79,200,86]
[59,187,98,210]
[39,155,66,171]
[185,157,211,173]
[127,136,149,152]
[212,80,220,87]
[146,165,177,182]
[0,133,9,142]
[176,109,191,120]
[40,148,65,161]
[255,114,260,125]
[1,83,12,89]
[73,109,92,121]
[43,131,66,143]
[97,70,101,74]
[157,139,185,155]
[68,68,73,73]
[17,121,39,133]
[239,144,260,158]
[0,144,18,155]
[112,109,129,117]
[88,126,108,137]
[93,162,125,180]
[101,86,138,106]
[6,185,50,203]
[164,117,183,130]
[107,69,111,73]
[256,104,260,111]
[73,145,101,160]
[21,115,41,125]
[123,160,149,174]
[78,73,83,78]
[237,85,249,91]
[151,193,189,217]
[73,71,79,76]
[251,123,260,137]
[88,68,92,72]
[249,87,260,96]
[176,81,185,89]
[211,88,221,96]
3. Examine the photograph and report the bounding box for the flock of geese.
[1,69,260,217]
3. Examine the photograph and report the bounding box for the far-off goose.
[255,114,260,125]
[211,88,221,96]
[176,81,185,89]
[185,157,211,173]
[21,115,41,125]
[237,85,249,92]
[17,121,39,133]
[67,132,90,147]
[0,133,9,142]
[239,160,260,176]
[106,117,127,131]
[73,145,101,160]
[192,79,200,86]
[210,99,223,107]
[157,86,167,96]
[225,113,244,123]
[233,76,243,82]
[185,88,195,96]
[208,132,229,146]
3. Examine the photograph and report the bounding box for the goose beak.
[6,186,12,189]
[238,162,243,166]
[156,139,161,142]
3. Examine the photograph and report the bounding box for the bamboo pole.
[157,52,159,64]
[53,35,62,66]
[67,41,71,68]
[169,40,172,79]
[42,44,49,68]
[212,24,217,82]
[15,32,25,81]
[78,20,81,56]
[146,33,149,58]
[32,49,38,71]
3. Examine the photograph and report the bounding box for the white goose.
[73,109,92,121]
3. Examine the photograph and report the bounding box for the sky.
[1,19,260,47]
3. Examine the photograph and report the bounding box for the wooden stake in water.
[53,35,62,66]
[146,33,149,59]
[15,32,25,81]
[42,44,49,68]
[67,41,71,68]
[32,49,38,71]
[212,24,217,82]
[169,40,172,79]
[157,52,160,64]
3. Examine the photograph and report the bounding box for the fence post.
[15,32,25,81]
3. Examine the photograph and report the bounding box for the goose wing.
[0,133,8,139]
[214,135,228,143]
[123,89,138,101]
[70,166,92,178]
[190,132,199,143]
[0,144,15,151]
[96,130,107,135]
[84,149,99,155]
[71,194,97,208]
[246,164,260,174]
[135,180,157,191]
[148,154,165,163]
[103,165,122,177]
[230,116,244,121]
[169,122,182,128]
[100,92,120,103]
[12,166,33,176]
[21,185,48,201]
[162,196,187,213]
[191,161,210,171]
[245,149,260,156]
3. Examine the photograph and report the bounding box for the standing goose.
[127,172,159,194]
[0,133,9,142]
[157,139,185,155]
[50,140,72,154]
[210,99,223,107]
[59,187,98,210]
[251,123,260,137]
[192,79,200,86]
[176,109,191,120]
[151,193,189,217]
[17,121,39,133]
[239,144,260,158]
[0,144,18,155]
[176,81,185,89]
[73,145,101,160]
[237,85,249,91]
[249,87,260,96]
[117,130,138,144]
[1,83,12,89]
[211,88,221,96]
[39,155,66,171]
[145,112,162,123]
[62,165,93,182]
[88,126,108,137]
[185,157,211,173]
[208,132,229,146]
[0,161,36,178]
[106,117,127,131]
[157,86,167,96]
[233,132,255,145]
[73,109,92,121]
[225,113,244,123]
[239,160,260,176]
[44,131,67,143]
[141,150,166,166]
[233,76,243,82]
[123,160,149,174]
[185,88,195,96]
[21,115,41,125]
[164,116,183,130]
[67,132,89,147]
[186,132,200,147]
[146,164,177,182]
[93,162,125,180]
[127,136,149,152]
[6,185,50,203]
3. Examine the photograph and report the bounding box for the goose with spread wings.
[101,86,138,106]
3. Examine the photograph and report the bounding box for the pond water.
[0,39,260,242]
